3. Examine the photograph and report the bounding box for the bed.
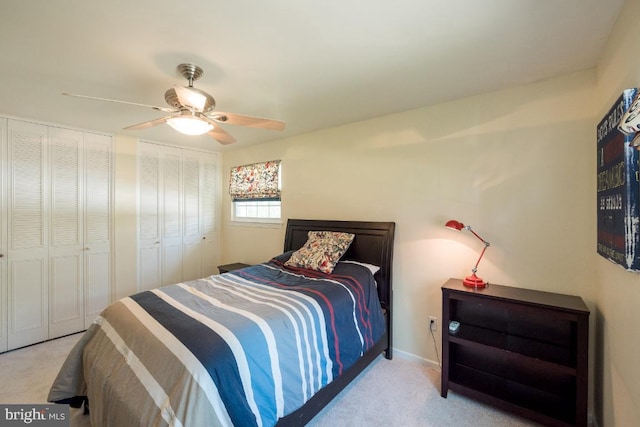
[48,219,395,426]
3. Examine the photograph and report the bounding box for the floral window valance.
[229,160,281,201]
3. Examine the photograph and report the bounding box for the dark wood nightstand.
[441,278,589,427]
[217,262,251,274]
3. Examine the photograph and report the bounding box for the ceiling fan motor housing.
[164,87,216,112]
[177,63,203,85]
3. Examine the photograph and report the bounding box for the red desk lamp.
[445,220,490,288]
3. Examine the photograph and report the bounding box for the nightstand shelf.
[449,365,573,424]
[441,278,589,427]
[449,324,576,371]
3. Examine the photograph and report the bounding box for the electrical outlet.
[429,316,437,331]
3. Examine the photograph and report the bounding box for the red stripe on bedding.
[271,260,375,349]
[331,273,373,348]
[237,271,345,375]
[276,261,375,349]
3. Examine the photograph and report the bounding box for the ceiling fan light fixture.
[166,116,213,136]
[63,63,284,144]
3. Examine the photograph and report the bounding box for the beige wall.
[107,5,640,424]
[221,70,597,380]
[594,1,640,426]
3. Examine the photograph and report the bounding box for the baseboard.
[392,347,441,370]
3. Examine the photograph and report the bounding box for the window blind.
[229,160,281,201]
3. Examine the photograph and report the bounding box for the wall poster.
[597,88,640,271]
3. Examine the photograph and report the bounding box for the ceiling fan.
[63,63,285,144]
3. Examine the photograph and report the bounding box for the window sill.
[230,220,283,229]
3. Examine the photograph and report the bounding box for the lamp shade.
[445,220,464,231]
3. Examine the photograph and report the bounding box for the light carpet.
[0,333,540,426]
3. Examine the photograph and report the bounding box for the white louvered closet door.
[138,143,184,289]
[161,146,183,286]
[7,120,49,350]
[138,142,162,291]
[0,118,7,353]
[138,142,218,289]
[84,133,112,327]
[48,127,84,339]
[200,151,218,278]
[182,150,202,281]
[182,149,218,281]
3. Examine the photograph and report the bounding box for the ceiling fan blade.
[207,126,236,145]
[123,116,169,130]
[173,85,207,111]
[210,112,285,131]
[62,92,176,113]
[201,116,236,144]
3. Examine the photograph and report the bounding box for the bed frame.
[277,219,395,426]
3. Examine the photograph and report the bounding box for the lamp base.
[463,274,487,288]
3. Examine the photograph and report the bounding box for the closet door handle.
[0,254,4,258]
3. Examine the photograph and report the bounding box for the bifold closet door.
[182,150,217,281]
[138,142,162,292]
[1,119,112,350]
[48,129,113,336]
[160,146,183,287]
[200,151,218,278]
[182,149,202,281]
[138,142,218,290]
[83,133,112,327]
[0,118,7,353]
[48,127,84,339]
[138,142,185,290]
[7,120,49,350]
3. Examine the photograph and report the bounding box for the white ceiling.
[0,0,625,151]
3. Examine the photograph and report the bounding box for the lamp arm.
[466,226,490,274]
[466,226,489,246]
[471,243,489,273]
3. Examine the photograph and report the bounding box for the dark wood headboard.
[283,219,396,313]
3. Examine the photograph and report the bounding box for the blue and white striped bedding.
[48,256,386,427]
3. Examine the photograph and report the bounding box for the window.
[229,160,281,223]
[232,200,281,222]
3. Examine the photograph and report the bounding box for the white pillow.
[339,260,380,275]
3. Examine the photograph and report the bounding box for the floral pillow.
[285,231,355,273]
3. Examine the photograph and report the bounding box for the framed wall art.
[597,88,640,271]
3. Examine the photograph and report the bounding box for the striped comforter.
[48,257,386,427]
